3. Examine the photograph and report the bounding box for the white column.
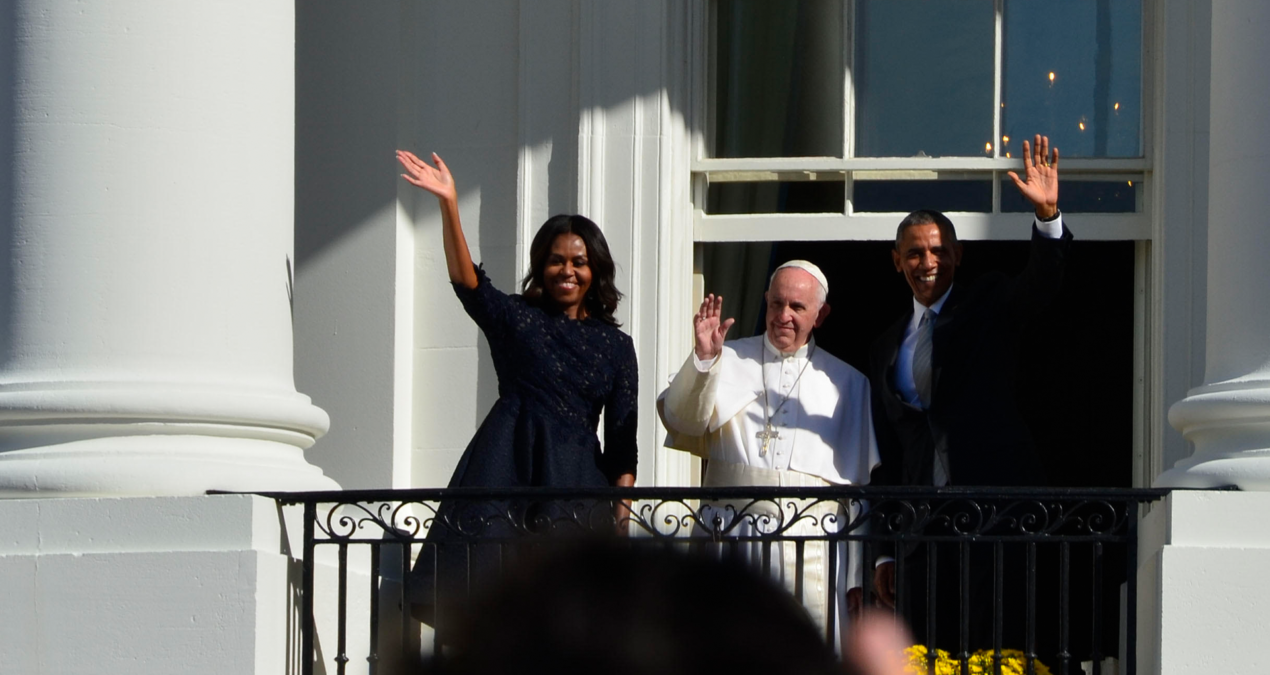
[0,1,337,495]
[1160,0,1270,489]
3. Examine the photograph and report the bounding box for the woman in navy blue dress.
[396,150,638,632]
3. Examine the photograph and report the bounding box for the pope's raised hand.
[397,150,457,203]
[693,294,735,362]
[1006,134,1059,220]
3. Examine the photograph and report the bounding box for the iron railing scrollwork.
[263,486,1168,675]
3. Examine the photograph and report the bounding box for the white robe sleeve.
[656,351,721,457]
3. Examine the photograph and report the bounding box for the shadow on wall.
[294,2,405,269]
[294,1,669,268]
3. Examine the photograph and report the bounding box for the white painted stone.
[411,348,482,452]
[0,0,335,496]
[1139,491,1270,674]
[2,494,286,554]
[0,495,373,675]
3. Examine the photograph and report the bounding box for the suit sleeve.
[865,349,902,564]
[1006,219,1073,313]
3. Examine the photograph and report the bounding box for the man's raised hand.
[693,294,735,362]
[1006,134,1059,220]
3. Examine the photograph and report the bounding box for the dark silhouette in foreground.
[429,542,910,675]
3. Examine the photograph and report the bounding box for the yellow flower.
[903,646,1052,675]
[903,646,959,675]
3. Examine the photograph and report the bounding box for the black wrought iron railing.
[265,486,1168,675]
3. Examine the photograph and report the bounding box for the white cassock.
[656,334,880,644]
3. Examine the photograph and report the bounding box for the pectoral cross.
[756,423,781,456]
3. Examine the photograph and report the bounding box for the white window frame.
[691,0,1153,244]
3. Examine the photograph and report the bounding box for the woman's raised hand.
[398,150,477,288]
[397,150,456,203]
[693,294,735,362]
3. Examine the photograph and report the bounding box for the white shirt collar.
[909,284,954,331]
[763,333,814,360]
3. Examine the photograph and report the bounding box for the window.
[696,0,1148,240]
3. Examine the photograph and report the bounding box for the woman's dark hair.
[521,214,623,326]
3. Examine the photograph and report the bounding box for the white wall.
[297,1,697,490]
[0,495,370,675]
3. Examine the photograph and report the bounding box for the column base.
[0,385,338,496]
[0,435,338,497]
[1161,381,1270,489]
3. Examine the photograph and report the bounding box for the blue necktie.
[912,309,935,409]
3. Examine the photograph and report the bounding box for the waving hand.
[693,294,735,362]
[396,150,477,288]
[397,150,457,203]
[1007,134,1059,220]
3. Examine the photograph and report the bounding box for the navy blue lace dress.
[409,265,639,631]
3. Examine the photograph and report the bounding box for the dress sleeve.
[601,333,640,483]
[452,264,524,341]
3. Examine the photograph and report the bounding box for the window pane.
[713,0,844,158]
[1002,0,1142,158]
[853,180,992,213]
[1002,179,1136,213]
[707,182,846,215]
[853,0,995,158]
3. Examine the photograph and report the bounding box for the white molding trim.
[1133,240,1153,488]
[651,0,702,488]
[694,156,1151,173]
[516,4,535,276]
[695,212,1151,242]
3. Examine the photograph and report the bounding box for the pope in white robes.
[657,261,880,643]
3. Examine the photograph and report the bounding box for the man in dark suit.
[868,135,1070,654]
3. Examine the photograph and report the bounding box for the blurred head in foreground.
[435,542,842,675]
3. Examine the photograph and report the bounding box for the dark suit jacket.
[869,223,1072,488]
